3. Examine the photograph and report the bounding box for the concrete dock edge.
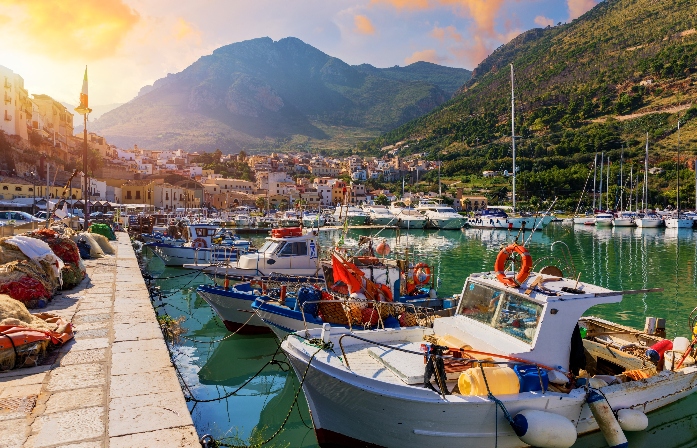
[0,232,198,448]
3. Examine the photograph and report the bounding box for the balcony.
[3,80,11,89]
[3,94,10,104]
[4,112,11,121]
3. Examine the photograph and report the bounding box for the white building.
[0,65,30,141]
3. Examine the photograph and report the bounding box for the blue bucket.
[513,364,549,392]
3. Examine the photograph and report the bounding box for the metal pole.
[510,64,516,213]
[592,153,597,211]
[83,113,89,229]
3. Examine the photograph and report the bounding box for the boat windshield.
[435,207,456,213]
[458,281,543,345]
[259,241,279,254]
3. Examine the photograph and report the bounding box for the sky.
[0,0,600,107]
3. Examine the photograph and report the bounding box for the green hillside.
[365,0,697,210]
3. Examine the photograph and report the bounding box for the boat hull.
[369,216,396,226]
[428,217,465,230]
[612,218,635,227]
[196,285,270,334]
[397,218,427,229]
[665,218,693,228]
[573,217,596,226]
[148,243,245,267]
[635,218,663,228]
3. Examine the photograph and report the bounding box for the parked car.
[89,211,104,219]
[0,211,45,226]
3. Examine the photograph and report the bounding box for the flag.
[80,66,88,109]
[332,254,362,294]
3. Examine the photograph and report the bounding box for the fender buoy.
[412,263,431,286]
[587,389,628,448]
[192,237,207,249]
[494,244,532,287]
[512,409,577,448]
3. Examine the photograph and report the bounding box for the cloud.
[430,25,463,42]
[0,0,139,60]
[534,15,554,27]
[404,49,447,64]
[372,0,506,36]
[567,0,597,20]
[354,15,376,35]
[175,17,202,44]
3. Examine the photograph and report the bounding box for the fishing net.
[25,229,81,264]
[0,294,53,331]
[88,233,115,255]
[71,233,104,258]
[61,262,85,289]
[0,260,58,300]
[89,223,116,241]
[0,244,29,265]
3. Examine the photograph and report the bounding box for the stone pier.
[0,233,198,447]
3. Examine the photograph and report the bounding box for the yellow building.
[31,94,73,148]
[460,196,488,211]
[121,180,157,205]
[0,177,37,200]
[35,184,82,200]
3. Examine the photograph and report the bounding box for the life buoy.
[412,263,431,286]
[494,244,532,287]
[192,237,207,249]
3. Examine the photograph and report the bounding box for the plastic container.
[458,366,519,396]
[513,364,549,392]
[673,337,691,354]
[645,339,673,362]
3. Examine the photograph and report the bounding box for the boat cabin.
[236,230,320,272]
[443,272,624,370]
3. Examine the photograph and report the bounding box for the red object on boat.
[361,307,379,326]
[271,227,302,238]
[646,339,673,361]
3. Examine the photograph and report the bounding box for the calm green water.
[143,223,697,448]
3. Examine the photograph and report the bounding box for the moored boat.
[282,244,694,448]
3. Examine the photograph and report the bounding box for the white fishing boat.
[573,216,596,226]
[282,242,696,448]
[364,205,397,226]
[192,227,322,278]
[416,200,465,230]
[147,223,251,266]
[390,202,428,229]
[196,283,271,334]
[333,205,369,226]
[302,212,326,228]
[635,212,663,228]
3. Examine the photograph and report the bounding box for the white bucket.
[673,336,691,353]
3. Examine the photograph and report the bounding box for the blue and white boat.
[147,223,251,267]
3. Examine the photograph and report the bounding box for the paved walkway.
[0,233,198,447]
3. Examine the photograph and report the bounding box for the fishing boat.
[390,201,428,229]
[282,241,697,448]
[147,223,252,266]
[192,227,322,278]
[594,212,614,227]
[416,200,465,230]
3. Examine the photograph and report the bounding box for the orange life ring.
[412,263,431,286]
[494,244,532,287]
[192,237,207,249]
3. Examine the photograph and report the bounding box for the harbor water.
[143,223,697,447]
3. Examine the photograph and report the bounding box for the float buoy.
[616,408,648,432]
[494,244,532,287]
[412,263,431,285]
[376,240,391,256]
[587,389,628,448]
[511,409,577,448]
[192,237,207,249]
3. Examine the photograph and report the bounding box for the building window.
[165,193,169,200]
[135,191,141,200]
[2,186,7,190]
[15,187,21,192]
[126,191,132,199]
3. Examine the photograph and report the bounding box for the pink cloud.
[534,15,554,28]
[567,0,598,20]
[354,15,376,35]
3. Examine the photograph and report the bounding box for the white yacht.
[612,211,635,227]
[594,212,614,227]
[390,202,428,229]
[333,205,369,226]
[282,251,696,448]
[573,215,596,226]
[664,213,693,229]
[416,200,465,229]
[364,205,397,226]
[635,212,663,228]
[302,212,325,228]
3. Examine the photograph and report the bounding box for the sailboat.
[469,65,548,231]
[594,153,614,227]
[636,133,663,228]
[665,120,693,228]
[573,154,597,225]
[613,147,636,227]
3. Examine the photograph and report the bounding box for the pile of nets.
[24,229,85,289]
[0,294,73,370]
[89,223,116,241]
[0,261,54,307]
[89,233,115,255]
[71,233,104,259]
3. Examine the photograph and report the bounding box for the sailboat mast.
[599,152,604,211]
[629,164,633,212]
[644,133,649,211]
[677,120,681,213]
[510,64,516,213]
[620,146,624,211]
[592,153,597,210]
[606,157,610,210]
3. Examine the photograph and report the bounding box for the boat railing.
[193,245,240,266]
[298,299,433,334]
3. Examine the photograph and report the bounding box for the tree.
[375,194,389,206]
[279,199,288,211]
[29,131,43,148]
[255,197,267,210]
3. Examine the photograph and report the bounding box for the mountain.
[61,102,124,129]
[92,37,470,152]
[366,0,697,209]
